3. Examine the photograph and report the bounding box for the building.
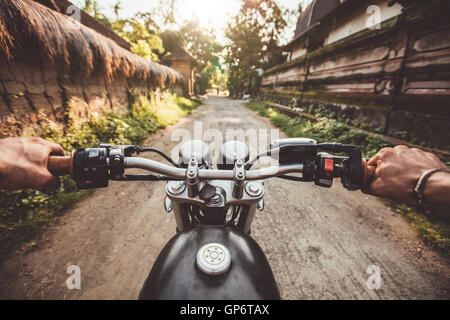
[162,48,198,97]
[262,40,289,71]
[261,0,450,149]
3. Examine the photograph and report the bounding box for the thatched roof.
[0,0,184,87]
[34,0,131,50]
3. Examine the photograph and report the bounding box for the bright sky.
[73,0,310,45]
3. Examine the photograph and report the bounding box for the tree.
[160,20,223,95]
[224,0,290,97]
[179,20,222,70]
[181,21,222,94]
[82,0,111,27]
[159,30,185,56]
[111,14,164,61]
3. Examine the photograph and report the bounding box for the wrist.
[423,171,450,209]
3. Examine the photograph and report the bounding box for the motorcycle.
[48,138,375,300]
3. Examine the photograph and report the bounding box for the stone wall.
[0,57,184,137]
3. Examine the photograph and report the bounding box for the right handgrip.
[48,150,75,177]
[362,158,376,187]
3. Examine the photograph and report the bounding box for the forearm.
[423,171,450,212]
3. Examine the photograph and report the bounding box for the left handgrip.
[48,150,75,177]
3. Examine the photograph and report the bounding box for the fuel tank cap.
[196,243,231,276]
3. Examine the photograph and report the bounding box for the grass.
[384,201,450,252]
[246,101,388,158]
[0,92,200,264]
[246,100,450,254]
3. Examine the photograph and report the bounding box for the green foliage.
[179,20,222,70]
[224,0,291,97]
[195,62,226,95]
[0,94,200,263]
[111,14,165,62]
[0,177,91,262]
[246,100,449,253]
[160,30,185,55]
[81,1,166,62]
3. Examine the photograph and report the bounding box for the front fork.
[164,159,264,233]
[166,194,261,234]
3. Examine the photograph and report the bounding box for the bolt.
[249,183,260,193]
[169,181,185,195]
[246,182,263,197]
[188,169,196,178]
[173,182,183,190]
[235,160,243,168]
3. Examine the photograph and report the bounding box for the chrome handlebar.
[124,157,304,181]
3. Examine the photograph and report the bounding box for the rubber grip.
[47,150,75,177]
[362,158,376,186]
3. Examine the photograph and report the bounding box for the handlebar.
[47,147,377,189]
[124,157,305,181]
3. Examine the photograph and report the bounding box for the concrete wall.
[291,45,308,60]
[325,0,403,45]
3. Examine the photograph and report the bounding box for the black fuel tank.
[139,226,280,300]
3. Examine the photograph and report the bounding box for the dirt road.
[0,96,449,299]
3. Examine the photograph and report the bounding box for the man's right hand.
[0,137,65,191]
[363,146,449,207]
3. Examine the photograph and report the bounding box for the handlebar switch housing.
[314,155,334,188]
[317,143,364,191]
[73,148,109,189]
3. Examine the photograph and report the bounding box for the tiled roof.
[294,0,341,40]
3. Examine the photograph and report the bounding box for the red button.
[324,159,334,173]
